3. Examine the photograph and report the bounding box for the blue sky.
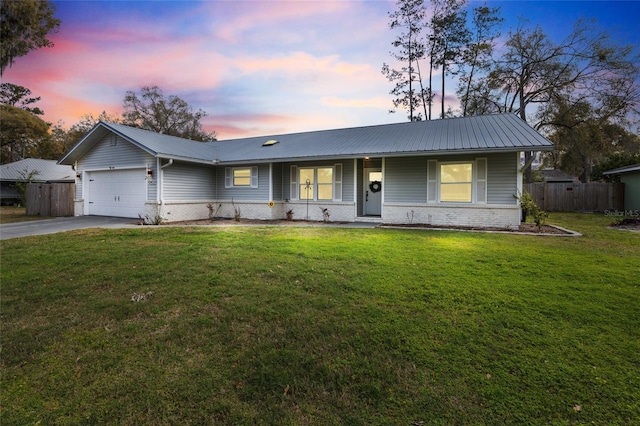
[4,0,639,139]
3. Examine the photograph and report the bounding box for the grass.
[0,206,51,224]
[1,213,638,424]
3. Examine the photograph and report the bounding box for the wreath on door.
[369,181,382,193]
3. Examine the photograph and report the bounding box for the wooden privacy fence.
[26,183,75,217]
[524,182,624,212]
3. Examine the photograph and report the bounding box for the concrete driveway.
[0,216,137,240]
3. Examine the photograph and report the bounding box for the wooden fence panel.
[524,182,624,212]
[50,183,74,216]
[26,183,75,217]
[26,183,50,216]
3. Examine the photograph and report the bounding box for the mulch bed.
[381,222,572,235]
[518,223,570,234]
[609,218,640,232]
[163,218,576,235]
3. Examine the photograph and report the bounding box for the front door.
[364,169,382,216]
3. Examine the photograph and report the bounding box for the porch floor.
[354,216,383,223]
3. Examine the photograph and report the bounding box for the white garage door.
[87,169,147,218]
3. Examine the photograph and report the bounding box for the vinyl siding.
[272,164,283,201]
[341,160,355,202]
[356,159,363,216]
[385,157,427,203]
[162,161,216,200]
[217,164,270,201]
[385,153,518,205]
[77,134,156,201]
[487,152,518,204]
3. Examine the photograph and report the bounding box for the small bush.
[138,213,164,225]
[231,199,241,221]
[207,203,221,221]
[285,209,294,221]
[517,191,548,229]
[319,207,330,222]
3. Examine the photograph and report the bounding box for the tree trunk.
[519,86,534,184]
[409,36,413,121]
[428,50,434,120]
[441,47,447,118]
[462,58,477,117]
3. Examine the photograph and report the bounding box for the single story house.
[58,113,554,229]
[603,163,640,211]
[536,168,579,183]
[1,158,75,205]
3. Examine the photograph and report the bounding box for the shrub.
[517,191,548,229]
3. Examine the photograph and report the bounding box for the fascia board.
[157,155,218,165]
[215,146,555,165]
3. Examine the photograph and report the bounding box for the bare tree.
[122,86,216,141]
[382,0,427,121]
[457,5,503,117]
[429,0,470,119]
[465,20,640,182]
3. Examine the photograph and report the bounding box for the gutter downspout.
[160,159,174,214]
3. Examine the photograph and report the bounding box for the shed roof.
[1,158,75,182]
[602,163,640,175]
[59,113,553,166]
[537,169,579,183]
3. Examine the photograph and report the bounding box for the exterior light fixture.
[262,139,279,147]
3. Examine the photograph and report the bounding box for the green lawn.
[1,213,638,425]
[0,206,52,224]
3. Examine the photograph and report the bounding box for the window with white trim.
[233,168,251,186]
[225,166,258,188]
[290,164,342,201]
[426,159,487,204]
[440,163,473,202]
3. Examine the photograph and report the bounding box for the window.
[225,167,258,188]
[299,168,315,199]
[369,171,382,182]
[427,159,487,204]
[233,168,251,186]
[299,167,333,200]
[317,167,333,200]
[440,163,473,202]
[291,164,342,201]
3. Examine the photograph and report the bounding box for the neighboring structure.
[58,113,554,229]
[0,158,75,205]
[603,163,640,211]
[536,169,579,183]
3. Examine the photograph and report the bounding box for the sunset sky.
[4,0,639,140]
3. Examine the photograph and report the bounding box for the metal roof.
[58,122,217,165]
[1,158,75,182]
[602,163,640,175]
[59,113,553,166]
[215,113,554,164]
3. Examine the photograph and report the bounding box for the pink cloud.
[2,0,396,136]
[205,113,295,139]
[320,96,391,109]
[205,0,353,44]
